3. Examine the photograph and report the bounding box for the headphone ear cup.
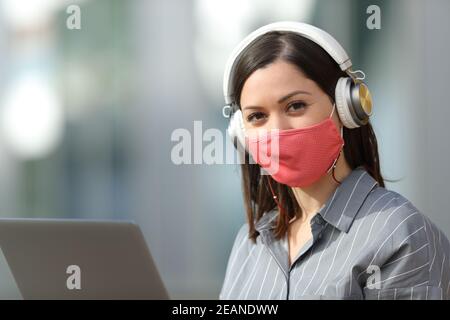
[335,77,360,129]
[227,109,246,152]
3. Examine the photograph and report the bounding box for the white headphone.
[222,21,373,151]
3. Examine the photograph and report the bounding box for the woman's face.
[240,59,342,134]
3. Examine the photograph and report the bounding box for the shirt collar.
[254,165,379,233]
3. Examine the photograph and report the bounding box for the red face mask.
[245,104,344,187]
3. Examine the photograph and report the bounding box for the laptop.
[0,218,169,299]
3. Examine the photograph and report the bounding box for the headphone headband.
[223,21,353,105]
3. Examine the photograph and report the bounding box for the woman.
[219,21,450,300]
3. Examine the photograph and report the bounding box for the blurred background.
[0,0,449,299]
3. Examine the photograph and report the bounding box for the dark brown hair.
[230,31,385,243]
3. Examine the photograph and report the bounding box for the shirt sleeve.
[219,223,249,300]
[362,201,450,300]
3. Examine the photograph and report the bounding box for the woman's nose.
[268,114,294,131]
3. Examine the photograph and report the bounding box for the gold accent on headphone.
[359,83,372,116]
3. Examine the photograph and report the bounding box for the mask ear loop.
[330,153,342,185]
[266,175,285,217]
[328,103,343,185]
[329,103,336,119]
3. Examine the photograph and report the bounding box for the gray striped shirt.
[220,166,450,300]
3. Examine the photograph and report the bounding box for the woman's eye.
[247,112,267,123]
[287,102,307,112]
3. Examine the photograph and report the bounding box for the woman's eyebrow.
[242,106,264,111]
[242,90,311,110]
[277,90,311,103]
